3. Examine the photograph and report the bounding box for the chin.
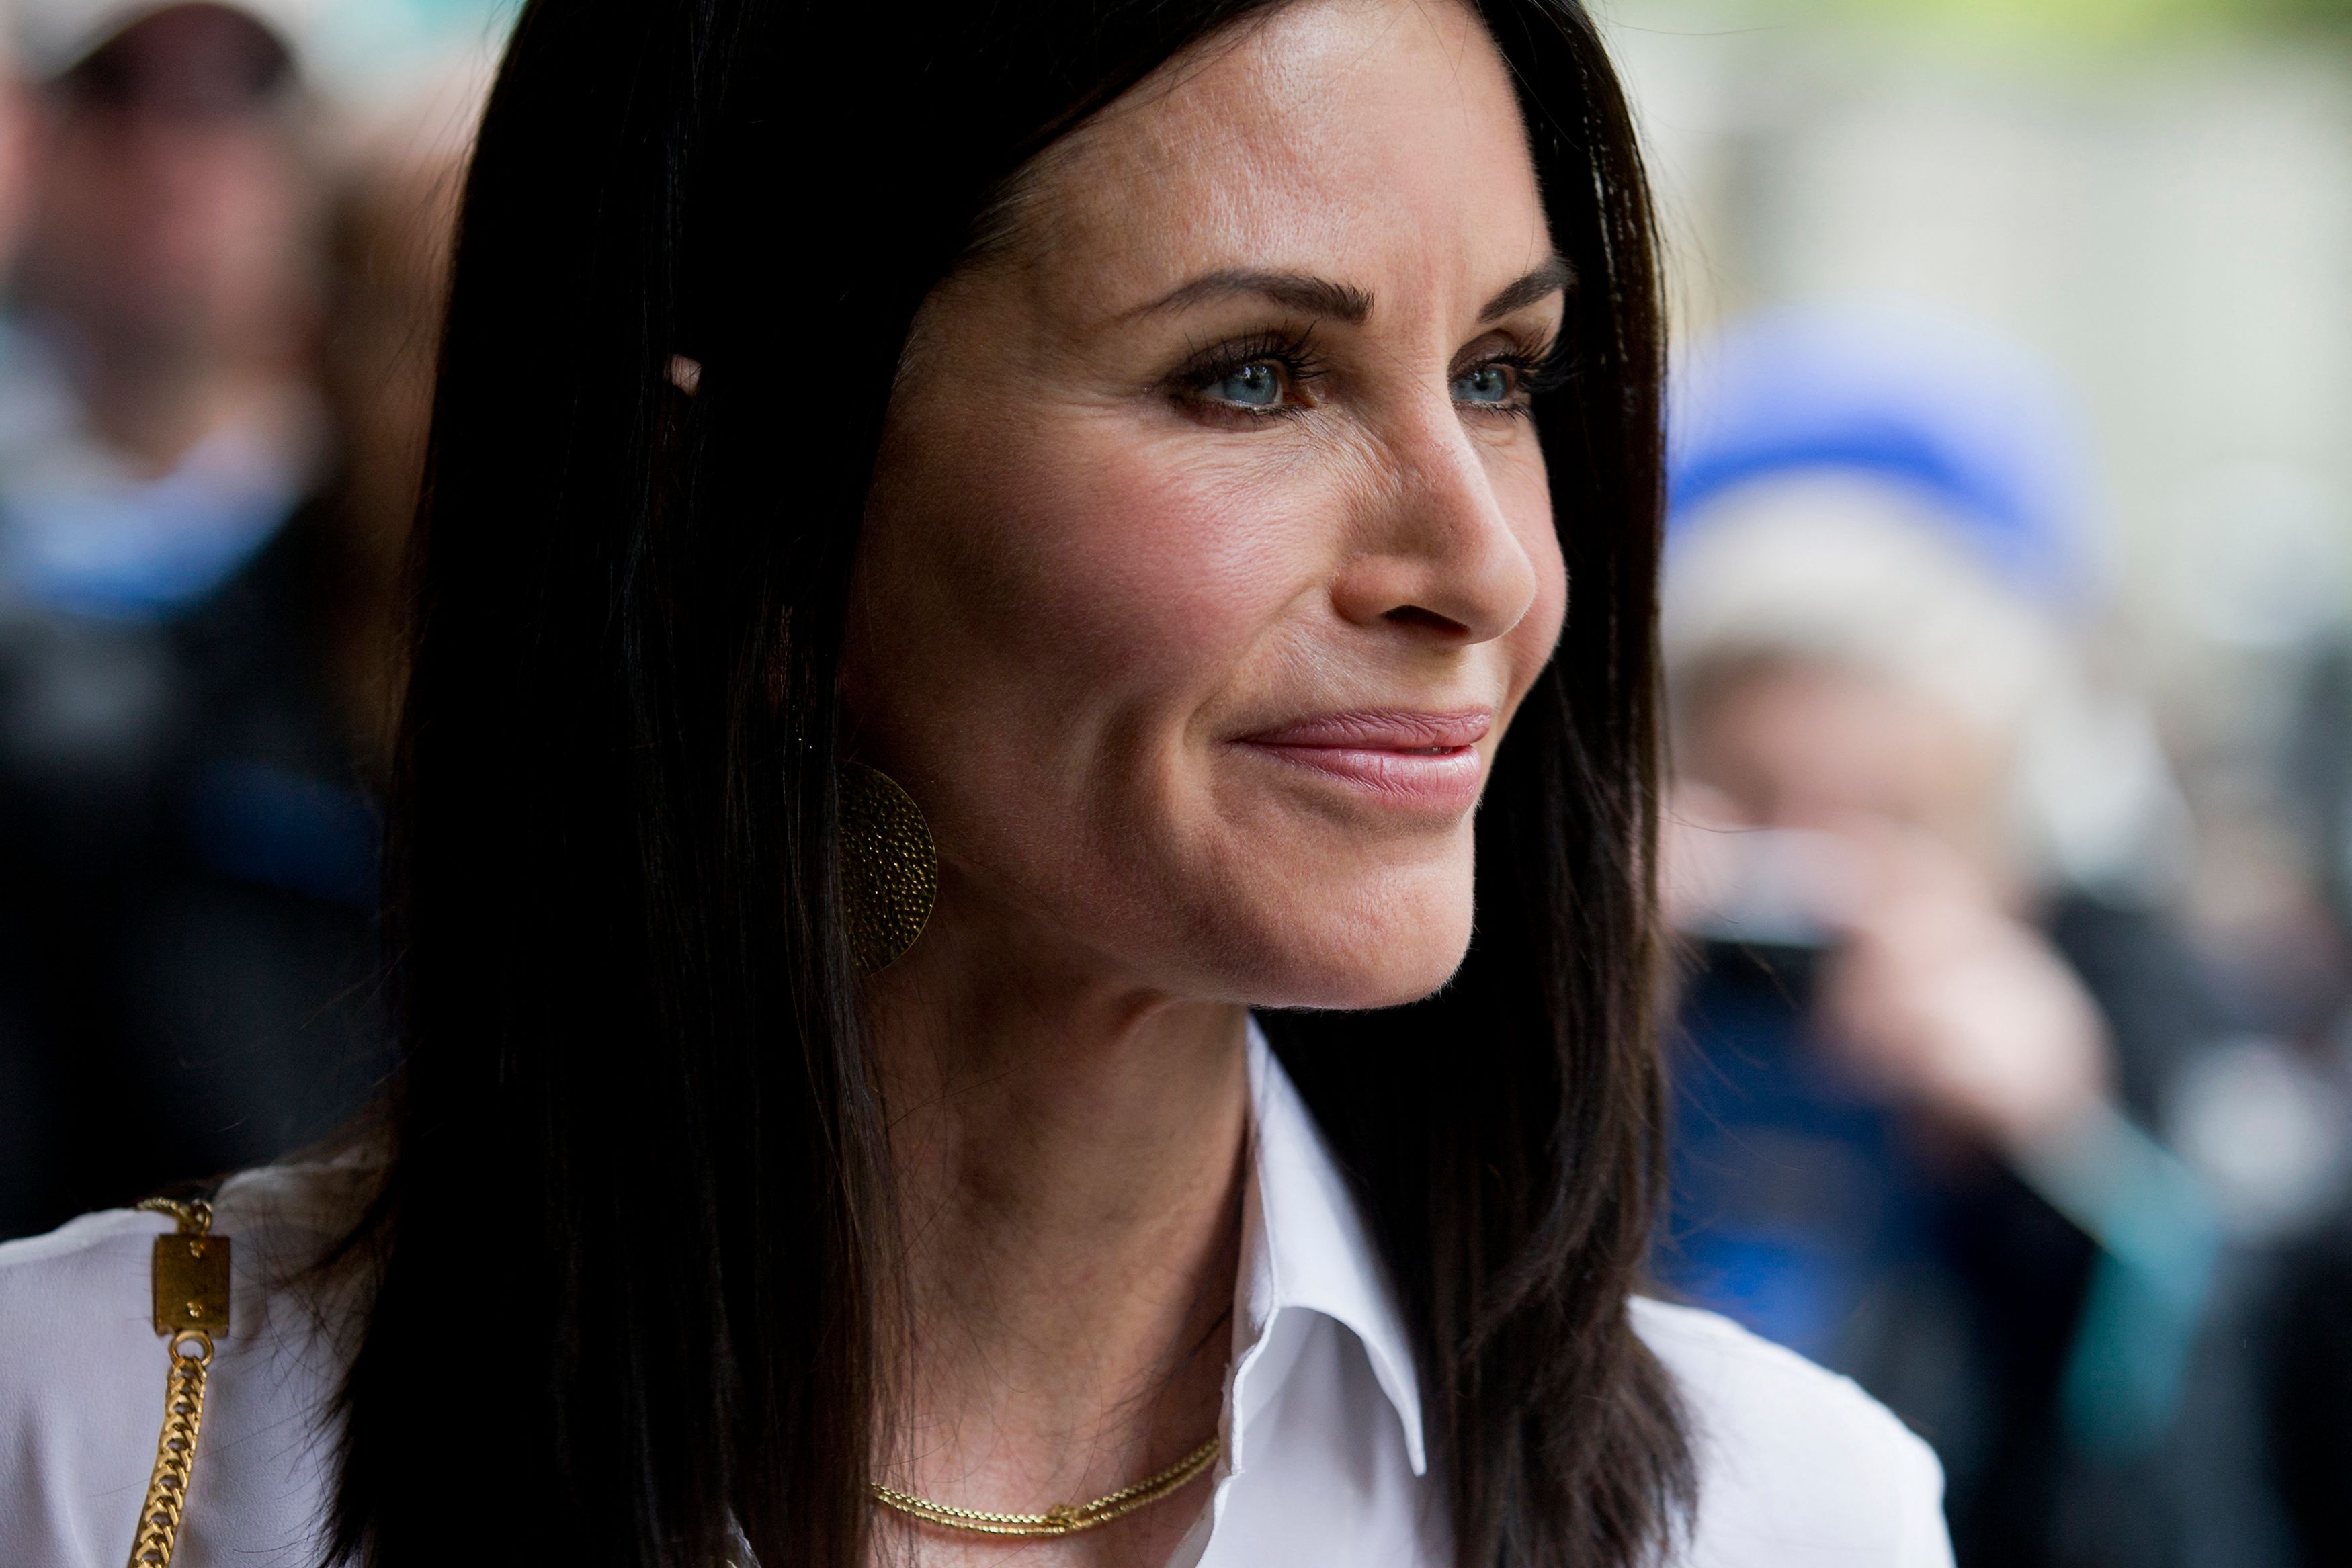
[1241,883,1476,1012]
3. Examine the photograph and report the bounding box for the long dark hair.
[327,1,1689,1563]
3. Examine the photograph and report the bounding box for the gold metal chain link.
[120,1192,1209,1557]
[869,1436,1221,1538]
[126,1199,229,1568]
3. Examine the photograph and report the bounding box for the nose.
[1329,400,1543,646]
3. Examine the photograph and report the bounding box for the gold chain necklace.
[870,1436,1220,1538]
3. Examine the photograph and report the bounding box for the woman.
[0,1,1951,1565]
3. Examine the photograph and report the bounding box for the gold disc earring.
[837,760,938,973]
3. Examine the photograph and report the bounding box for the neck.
[865,876,1251,1561]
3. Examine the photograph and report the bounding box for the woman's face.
[847,0,1568,1010]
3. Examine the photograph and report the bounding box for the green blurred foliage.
[1697,0,2352,48]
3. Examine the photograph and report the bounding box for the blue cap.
[1668,300,2101,605]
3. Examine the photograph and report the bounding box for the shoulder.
[1632,1297,1955,1568]
[0,1163,372,1567]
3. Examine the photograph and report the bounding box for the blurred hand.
[1816,820,2113,1152]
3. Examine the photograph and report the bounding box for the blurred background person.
[0,4,50,1246]
[2243,640,2352,1568]
[1603,2,2352,1561]
[1654,302,2254,1568]
[0,1,472,1239]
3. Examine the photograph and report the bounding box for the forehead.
[1011,0,1549,313]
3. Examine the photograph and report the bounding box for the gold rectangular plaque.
[151,1233,231,1336]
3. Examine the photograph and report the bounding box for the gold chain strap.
[120,1193,1209,1557]
[126,1199,230,1568]
[869,1436,1220,1538]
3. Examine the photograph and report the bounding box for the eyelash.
[1167,328,1570,421]
[1171,329,1329,419]
[1455,336,1570,419]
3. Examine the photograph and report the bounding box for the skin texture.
[841,0,1567,1561]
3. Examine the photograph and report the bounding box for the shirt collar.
[1230,1018,1427,1476]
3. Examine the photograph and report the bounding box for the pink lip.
[1232,709,1493,812]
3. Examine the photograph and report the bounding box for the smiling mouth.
[1230,708,1493,811]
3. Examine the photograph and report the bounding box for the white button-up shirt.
[0,1026,1954,1567]
[1171,1027,1956,1568]
[1167,1025,1445,1566]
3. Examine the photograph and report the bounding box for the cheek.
[852,402,1354,989]
[886,415,1316,729]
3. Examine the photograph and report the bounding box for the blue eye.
[1208,361,1284,408]
[1452,363,1516,405]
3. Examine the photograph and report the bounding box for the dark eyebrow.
[1138,269,1374,324]
[1135,256,1570,328]
[1479,255,1574,323]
